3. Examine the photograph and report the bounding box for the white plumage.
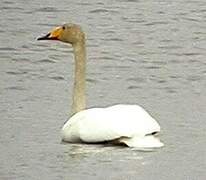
[61,104,164,148]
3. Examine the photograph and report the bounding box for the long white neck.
[71,41,86,115]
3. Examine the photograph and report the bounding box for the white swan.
[38,23,164,148]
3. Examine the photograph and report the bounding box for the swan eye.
[62,26,66,30]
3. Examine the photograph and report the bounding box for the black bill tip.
[37,33,51,40]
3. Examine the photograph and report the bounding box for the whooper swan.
[38,23,164,148]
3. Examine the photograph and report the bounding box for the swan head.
[37,23,85,45]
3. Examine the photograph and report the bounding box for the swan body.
[38,23,164,148]
[62,104,163,148]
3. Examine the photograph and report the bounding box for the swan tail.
[118,135,164,149]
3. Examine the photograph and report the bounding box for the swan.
[37,23,164,148]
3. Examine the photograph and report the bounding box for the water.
[1,0,206,179]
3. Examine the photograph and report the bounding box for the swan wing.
[61,104,161,143]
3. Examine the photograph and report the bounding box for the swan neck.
[71,41,86,115]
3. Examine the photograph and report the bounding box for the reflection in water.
[64,144,113,158]
[63,143,157,159]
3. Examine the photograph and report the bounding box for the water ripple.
[145,21,169,26]
[6,71,27,75]
[35,7,63,13]
[49,76,65,81]
[89,9,118,14]
[35,59,56,64]
[0,47,17,51]
[1,6,23,11]
[128,85,142,90]
[5,86,26,91]
[86,78,97,84]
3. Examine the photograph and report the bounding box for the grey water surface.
[1,0,206,179]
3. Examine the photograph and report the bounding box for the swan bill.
[37,26,63,41]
